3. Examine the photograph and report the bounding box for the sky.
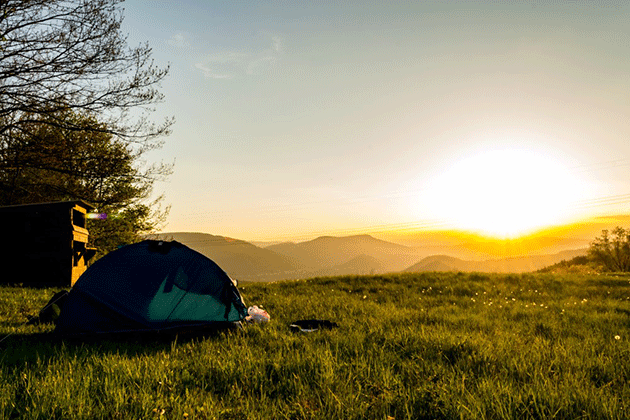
[121,0,630,242]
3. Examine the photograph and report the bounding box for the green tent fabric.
[55,240,247,335]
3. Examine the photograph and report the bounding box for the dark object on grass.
[289,319,339,333]
[27,290,69,325]
[54,240,248,337]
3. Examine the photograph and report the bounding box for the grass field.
[1,272,629,419]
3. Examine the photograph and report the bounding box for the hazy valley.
[147,228,593,282]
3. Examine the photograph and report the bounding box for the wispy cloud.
[194,52,248,79]
[194,63,234,79]
[247,56,276,76]
[196,35,284,80]
[272,36,283,52]
[167,32,192,48]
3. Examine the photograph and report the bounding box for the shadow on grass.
[0,326,242,367]
[586,277,630,287]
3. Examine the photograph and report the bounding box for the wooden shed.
[0,200,97,286]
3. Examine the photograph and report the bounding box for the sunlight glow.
[425,149,582,238]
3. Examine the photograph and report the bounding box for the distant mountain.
[381,215,630,259]
[405,255,470,272]
[309,254,388,278]
[147,232,589,281]
[266,234,420,272]
[404,248,588,273]
[336,254,387,273]
[146,232,298,281]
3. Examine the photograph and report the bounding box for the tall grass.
[1,272,629,419]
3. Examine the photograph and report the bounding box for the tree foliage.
[0,0,172,141]
[588,227,630,272]
[0,0,173,256]
[0,109,171,257]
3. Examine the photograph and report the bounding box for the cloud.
[194,62,234,79]
[247,56,276,75]
[167,32,191,48]
[195,52,248,79]
[196,35,284,80]
[272,36,283,52]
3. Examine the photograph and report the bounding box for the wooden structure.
[0,201,97,286]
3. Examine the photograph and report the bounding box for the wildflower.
[363,295,367,299]
[615,335,621,340]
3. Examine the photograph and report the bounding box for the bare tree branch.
[0,0,172,142]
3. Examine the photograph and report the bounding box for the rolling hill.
[404,248,587,273]
[266,234,421,273]
[307,254,388,278]
[149,232,589,281]
[145,232,298,281]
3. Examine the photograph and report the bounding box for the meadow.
[0,272,629,419]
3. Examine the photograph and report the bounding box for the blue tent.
[55,240,247,335]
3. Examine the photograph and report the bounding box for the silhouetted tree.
[0,0,172,142]
[0,109,171,257]
[0,0,173,257]
[588,227,630,272]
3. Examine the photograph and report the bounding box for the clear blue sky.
[121,0,630,241]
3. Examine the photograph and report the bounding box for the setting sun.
[425,149,583,238]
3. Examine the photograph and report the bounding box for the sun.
[425,149,581,238]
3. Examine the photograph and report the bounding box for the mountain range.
[404,249,586,273]
[147,231,588,282]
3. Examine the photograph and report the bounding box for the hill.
[404,255,469,272]
[145,232,298,281]
[150,232,589,280]
[381,214,630,258]
[266,234,420,273]
[308,254,388,278]
[405,248,588,273]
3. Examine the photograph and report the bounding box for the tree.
[0,109,171,257]
[588,227,630,272]
[0,0,172,142]
[0,0,173,256]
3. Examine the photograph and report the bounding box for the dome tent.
[55,240,247,336]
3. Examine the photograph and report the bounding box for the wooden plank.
[73,230,88,243]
